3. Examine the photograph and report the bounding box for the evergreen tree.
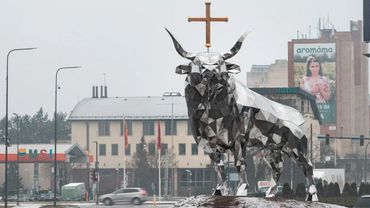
[129,136,155,195]
[316,179,324,198]
[334,182,340,197]
[342,182,350,197]
[359,182,366,196]
[2,163,23,195]
[350,182,357,196]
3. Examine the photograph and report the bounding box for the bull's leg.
[234,139,248,196]
[290,148,318,201]
[263,150,283,198]
[210,151,229,196]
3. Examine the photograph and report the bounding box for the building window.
[149,143,156,155]
[161,143,168,155]
[165,120,177,135]
[98,121,110,136]
[143,120,155,135]
[187,120,193,135]
[112,144,118,156]
[120,120,133,136]
[124,144,131,155]
[99,144,106,156]
[191,143,198,155]
[179,143,186,155]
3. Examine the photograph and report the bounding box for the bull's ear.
[176,64,191,74]
[226,63,240,74]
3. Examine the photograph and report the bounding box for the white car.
[99,187,147,205]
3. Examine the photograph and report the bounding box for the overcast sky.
[0,0,363,117]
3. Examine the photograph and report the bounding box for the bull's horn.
[165,28,195,60]
[223,32,249,60]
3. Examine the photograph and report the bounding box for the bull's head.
[166,28,247,76]
[166,29,247,101]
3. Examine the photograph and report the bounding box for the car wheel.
[104,198,113,205]
[131,197,141,205]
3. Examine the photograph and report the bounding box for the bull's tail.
[298,135,308,157]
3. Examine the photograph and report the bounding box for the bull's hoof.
[305,185,319,202]
[265,186,277,198]
[213,189,222,196]
[236,183,248,196]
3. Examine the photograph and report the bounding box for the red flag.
[157,120,161,151]
[124,120,129,149]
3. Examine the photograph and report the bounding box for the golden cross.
[188,2,228,49]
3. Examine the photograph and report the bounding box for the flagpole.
[159,148,161,200]
[157,120,161,201]
[123,117,127,189]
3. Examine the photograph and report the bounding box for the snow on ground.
[174,195,347,208]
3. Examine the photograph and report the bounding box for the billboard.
[293,43,336,123]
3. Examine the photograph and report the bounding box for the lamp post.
[364,142,370,183]
[185,169,192,197]
[54,66,81,206]
[5,47,36,208]
[13,113,20,205]
[93,141,99,205]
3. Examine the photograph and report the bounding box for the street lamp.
[93,141,99,205]
[54,66,81,206]
[13,113,20,206]
[185,169,192,197]
[5,47,36,208]
[364,142,370,183]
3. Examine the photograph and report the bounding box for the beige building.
[247,59,288,88]
[69,94,214,196]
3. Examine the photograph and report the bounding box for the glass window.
[111,144,118,156]
[179,143,186,155]
[120,120,132,136]
[98,121,110,136]
[99,144,106,156]
[161,143,168,155]
[191,143,198,155]
[165,120,177,135]
[143,120,155,135]
[149,143,156,155]
[187,120,193,135]
[124,144,131,155]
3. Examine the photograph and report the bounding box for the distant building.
[288,20,369,183]
[247,59,288,88]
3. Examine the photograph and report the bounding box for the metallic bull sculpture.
[166,29,318,201]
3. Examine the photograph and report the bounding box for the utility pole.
[93,141,99,204]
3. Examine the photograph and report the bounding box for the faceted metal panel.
[167,29,318,201]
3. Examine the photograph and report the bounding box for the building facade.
[288,20,369,183]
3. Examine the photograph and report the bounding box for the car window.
[115,189,127,194]
[125,189,138,193]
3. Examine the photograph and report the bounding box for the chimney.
[92,86,95,98]
[100,85,104,98]
[104,86,108,98]
[95,86,98,98]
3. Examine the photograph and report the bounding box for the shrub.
[295,183,306,198]
[282,183,292,198]
[350,182,357,196]
[342,182,350,197]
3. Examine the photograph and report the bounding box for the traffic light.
[325,134,330,145]
[360,135,364,146]
[90,169,97,182]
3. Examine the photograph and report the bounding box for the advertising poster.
[294,43,336,123]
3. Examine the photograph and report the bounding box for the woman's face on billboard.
[309,61,320,76]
